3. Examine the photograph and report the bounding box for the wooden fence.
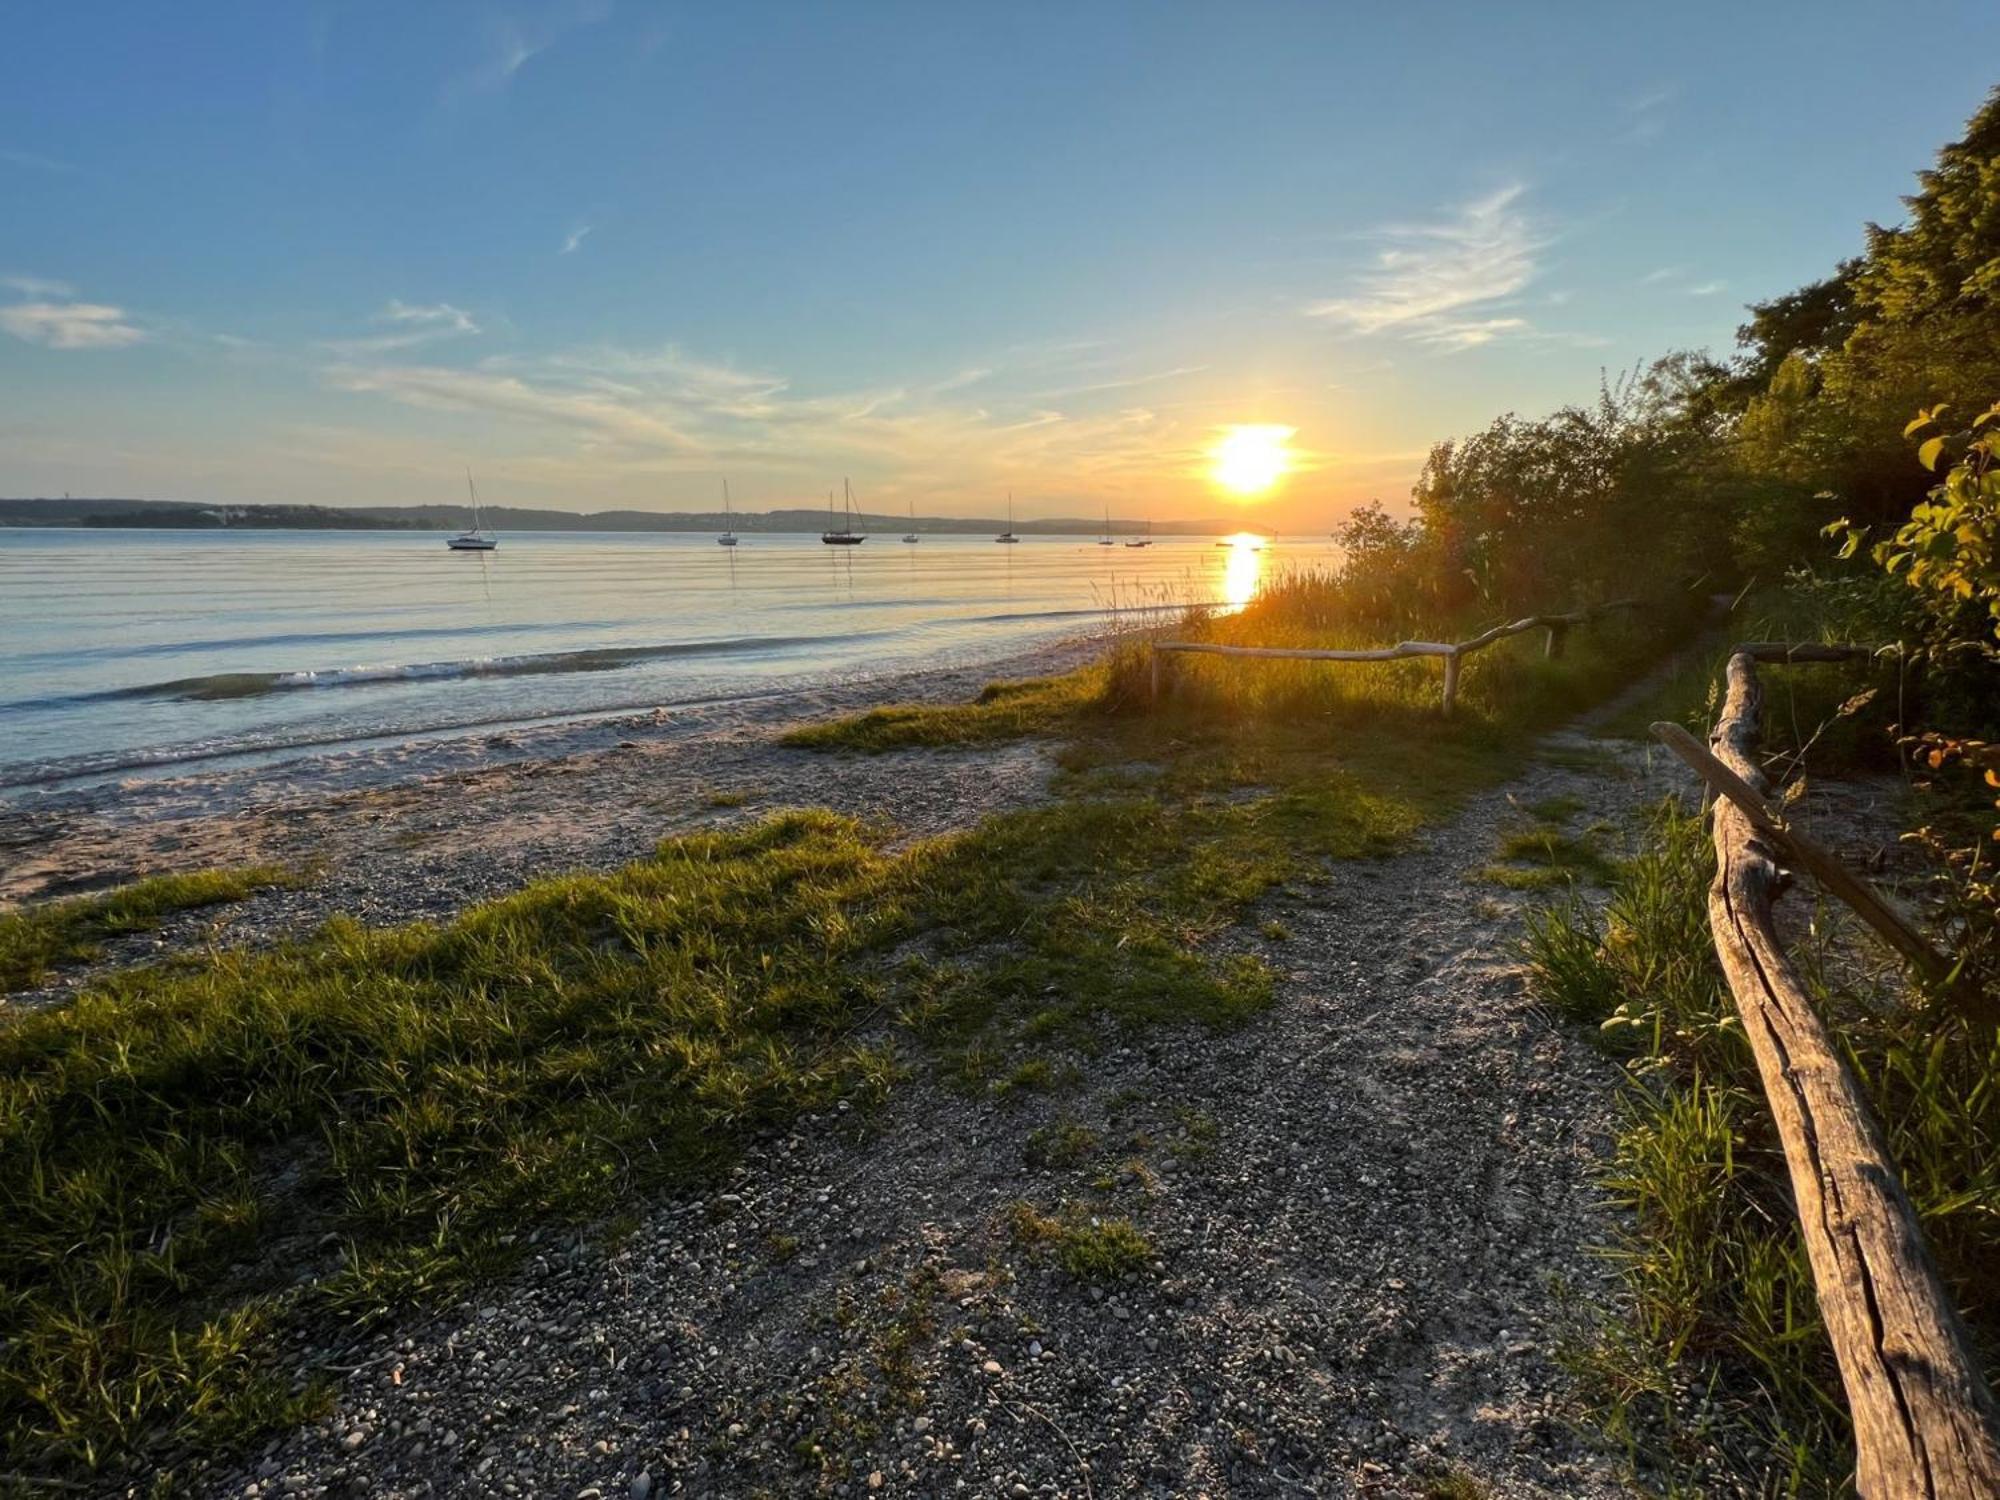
[1149,597,1640,715]
[1652,644,2000,1499]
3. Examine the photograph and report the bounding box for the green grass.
[1023,1118,1099,1170]
[1524,801,2000,1491]
[0,866,294,992]
[779,672,1102,752]
[1479,827,1619,890]
[0,786,1300,1478]
[1005,1203,1155,1282]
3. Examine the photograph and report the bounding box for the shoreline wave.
[4,634,839,710]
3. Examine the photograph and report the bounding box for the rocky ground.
[126,700,1707,1498]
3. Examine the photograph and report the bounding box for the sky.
[3,1,1999,529]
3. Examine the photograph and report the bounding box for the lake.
[0,528,1321,792]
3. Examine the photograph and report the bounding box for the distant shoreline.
[0,498,1230,536]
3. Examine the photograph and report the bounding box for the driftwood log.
[1672,647,2000,1498]
[1151,597,1639,715]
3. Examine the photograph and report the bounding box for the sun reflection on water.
[1221,532,1265,608]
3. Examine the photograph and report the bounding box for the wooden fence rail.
[1652,646,2000,1499]
[1149,597,1640,715]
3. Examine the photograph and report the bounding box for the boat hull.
[821,534,865,545]
[447,536,497,551]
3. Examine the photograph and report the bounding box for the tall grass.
[1524,802,2000,1490]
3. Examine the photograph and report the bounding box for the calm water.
[0,528,1319,791]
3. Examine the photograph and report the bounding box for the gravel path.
[166,701,1698,1499]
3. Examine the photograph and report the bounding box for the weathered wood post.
[1440,650,1461,716]
[1677,649,2000,1498]
[1543,622,1567,660]
[1148,644,1162,705]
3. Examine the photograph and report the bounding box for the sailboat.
[822,479,866,545]
[1123,517,1153,548]
[902,499,920,543]
[995,492,1020,543]
[447,471,497,551]
[1097,504,1115,545]
[717,478,739,546]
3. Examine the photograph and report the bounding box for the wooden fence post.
[1682,649,2000,1498]
[1148,644,1161,705]
[1544,623,1567,660]
[1440,651,1461,716]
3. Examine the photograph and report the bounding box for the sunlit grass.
[0,866,295,992]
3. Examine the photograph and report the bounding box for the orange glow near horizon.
[1210,424,1295,497]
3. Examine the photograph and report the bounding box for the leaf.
[1918,435,1947,471]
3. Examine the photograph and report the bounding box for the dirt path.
[184,703,1695,1499]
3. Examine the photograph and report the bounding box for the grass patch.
[1005,1203,1154,1282]
[1023,1119,1099,1170]
[1480,827,1619,890]
[780,672,1101,753]
[0,788,1290,1479]
[0,866,294,992]
[1522,793,1586,823]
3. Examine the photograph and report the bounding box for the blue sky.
[3,1,1997,526]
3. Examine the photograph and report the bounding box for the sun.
[1210,425,1295,497]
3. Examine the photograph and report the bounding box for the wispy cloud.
[319,335,1232,502]
[1621,84,1677,144]
[1027,364,1209,401]
[442,0,613,105]
[1641,268,1727,297]
[1,301,147,350]
[0,276,145,349]
[322,300,482,356]
[1305,185,1547,349]
[2,273,75,298]
[0,147,73,173]
[560,224,593,255]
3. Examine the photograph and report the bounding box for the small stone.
[981,1359,1003,1376]
[341,1430,367,1453]
[630,1473,653,1500]
[1027,1341,1043,1359]
[868,1473,884,1491]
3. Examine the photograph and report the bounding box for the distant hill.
[0,498,1232,535]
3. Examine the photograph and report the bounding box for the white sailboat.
[1124,517,1153,548]
[447,471,497,551]
[717,478,739,546]
[1098,504,1114,545]
[995,491,1020,543]
[902,498,920,543]
[822,479,865,544]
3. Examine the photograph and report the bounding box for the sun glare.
[1211,424,1295,497]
